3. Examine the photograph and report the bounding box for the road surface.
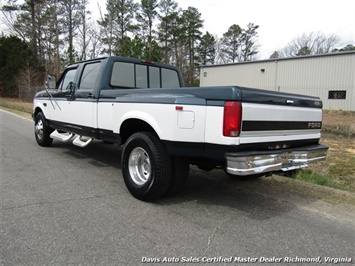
[1,109,354,265]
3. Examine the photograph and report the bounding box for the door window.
[58,68,78,91]
[79,62,101,90]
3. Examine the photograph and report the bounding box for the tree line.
[1,0,354,98]
[0,0,259,96]
[270,32,355,59]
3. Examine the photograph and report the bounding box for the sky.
[174,0,355,58]
[91,0,355,59]
[1,0,353,59]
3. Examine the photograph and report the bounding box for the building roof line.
[201,51,355,68]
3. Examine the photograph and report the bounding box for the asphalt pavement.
[1,109,354,265]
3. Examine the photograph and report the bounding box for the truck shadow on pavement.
[52,140,306,221]
[53,140,123,168]
[159,168,297,221]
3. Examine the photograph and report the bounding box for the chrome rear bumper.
[226,145,328,176]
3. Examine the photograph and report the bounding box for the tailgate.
[239,88,323,145]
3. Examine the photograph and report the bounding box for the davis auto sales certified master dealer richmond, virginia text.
[141,256,352,264]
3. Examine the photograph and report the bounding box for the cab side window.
[79,62,101,90]
[162,68,180,88]
[110,61,181,89]
[58,68,78,91]
[149,66,160,88]
[111,62,135,88]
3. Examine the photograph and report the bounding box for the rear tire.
[121,132,173,201]
[165,157,190,196]
[34,112,53,147]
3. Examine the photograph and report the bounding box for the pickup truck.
[33,56,328,201]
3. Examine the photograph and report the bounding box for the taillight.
[223,101,242,137]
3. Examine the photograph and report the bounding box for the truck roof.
[66,56,177,70]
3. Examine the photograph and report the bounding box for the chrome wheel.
[35,119,44,140]
[128,147,151,185]
[122,132,173,200]
[34,112,53,147]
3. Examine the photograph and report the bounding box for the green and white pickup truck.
[33,56,328,200]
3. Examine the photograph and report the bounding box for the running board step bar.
[72,135,93,148]
[50,130,74,142]
[50,130,93,148]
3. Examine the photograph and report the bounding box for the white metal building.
[200,51,355,111]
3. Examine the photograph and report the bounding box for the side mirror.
[46,75,57,89]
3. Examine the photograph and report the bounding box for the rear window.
[110,62,180,89]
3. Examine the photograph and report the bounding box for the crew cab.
[33,56,328,200]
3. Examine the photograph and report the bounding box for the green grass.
[293,170,335,187]
[292,170,351,191]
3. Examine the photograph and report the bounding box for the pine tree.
[221,24,242,63]
[181,7,203,86]
[0,36,41,97]
[157,0,178,64]
[241,23,259,61]
[42,0,65,76]
[98,0,138,56]
[62,0,83,64]
[197,32,216,65]
[115,0,138,56]
[97,0,115,56]
[137,0,158,59]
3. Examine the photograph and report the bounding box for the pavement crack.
[0,193,121,211]
[203,218,230,255]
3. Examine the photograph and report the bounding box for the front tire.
[121,132,173,201]
[34,112,53,147]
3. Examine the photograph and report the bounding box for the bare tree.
[215,37,227,64]
[279,31,340,57]
[15,61,44,101]
[1,3,22,37]
[86,21,104,59]
[76,0,91,60]
[97,2,114,56]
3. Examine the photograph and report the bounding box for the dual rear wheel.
[121,132,189,201]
